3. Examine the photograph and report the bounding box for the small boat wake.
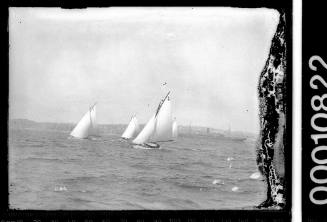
[249,171,263,180]
[231,186,239,192]
[54,186,67,192]
[88,136,102,141]
[119,138,131,143]
[212,179,225,185]
[67,136,102,141]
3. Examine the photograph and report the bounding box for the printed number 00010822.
[309,55,327,205]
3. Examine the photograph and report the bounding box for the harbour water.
[9,125,265,210]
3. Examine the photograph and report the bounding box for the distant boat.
[226,124,246,142]
[172,118,178,139]
[121,116,140,139]
[188,122,192,134]
[230,137,246,142]
[132,91,174,149]
[70,103,97,139]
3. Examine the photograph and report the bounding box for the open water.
[9,127,265,210]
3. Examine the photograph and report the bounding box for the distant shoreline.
[9,118,258,138]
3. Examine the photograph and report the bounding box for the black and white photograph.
[8,7,289,212]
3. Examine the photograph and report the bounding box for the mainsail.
[133,92,173,145]
[121,116,139,139]
[172,119,178,139]
[70,103,97,139]
[151,98,172,142]
[132,115,156,144]
[88,104,97,136]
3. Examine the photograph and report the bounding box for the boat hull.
[230,137,246,142]
[133,142,160,149]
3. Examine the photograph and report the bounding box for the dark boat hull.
[229,137,246,142]
[133,142,160,149]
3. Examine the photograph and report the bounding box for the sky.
[9,7,279,133]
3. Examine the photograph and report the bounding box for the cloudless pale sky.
[9,7,279,133]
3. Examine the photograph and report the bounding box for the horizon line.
[9,118,258,134]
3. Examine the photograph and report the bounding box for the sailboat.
[121,116,140,140]
[70,103,97,139]
[132,91,173,149]
[172,118,178,139]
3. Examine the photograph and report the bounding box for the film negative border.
[302,0,327,221]
[2,0,292,221]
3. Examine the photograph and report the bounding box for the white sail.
[121,116,139,139]
[88,105,97,136]
[70,105,97,139]
[132,115,156,144]
[172,119,178,139]
[151,99,173,142]
[133,91,174,146]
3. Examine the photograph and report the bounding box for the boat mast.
[90,102,97,110]
[89,102,97,128]
[155,91,170,117]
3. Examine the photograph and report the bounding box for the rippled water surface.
[9,127,265,210]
